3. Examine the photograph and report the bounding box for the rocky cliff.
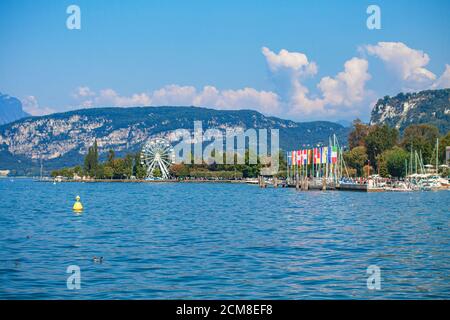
[370,89,450,133]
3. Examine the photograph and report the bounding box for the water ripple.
[0,179,449,299]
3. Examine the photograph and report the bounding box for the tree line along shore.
[51,121,450,181]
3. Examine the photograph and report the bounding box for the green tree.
[52,167,74,178]
[343,146,368,176]
[103,165,114,180]
[73,165,83,176]
[111,158,127,179]
[273,150,287,177]
[84,141,99,176]
[170,163,190,178]
[83,149,92,174]
[348,119,370,149]
[241,149,261,178]
[93,140,98,170]
[377,162,388,177]
[123,154,133,178]
[107,149,115,164]
[133,153,147,178]
[379,147,409,177]
[402,124,439,164]
[438,131,450,164]
[51,169,60,178]
[153,167,162,178]
[346,167,357,177]
[365,124,399,168]
[95,164,105,179]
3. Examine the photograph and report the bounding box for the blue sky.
[0,0,449,121]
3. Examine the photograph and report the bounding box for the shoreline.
[12,177,450,192]
[37,178,251,184]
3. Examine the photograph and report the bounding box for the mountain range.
[0,106,349,175]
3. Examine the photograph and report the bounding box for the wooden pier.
[268,176,388,192]
[340,184,386,192]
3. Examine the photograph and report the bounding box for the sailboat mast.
[405,159,408,177]
[415,151,418,174]
[410,144,413,175]
[286,152,289,183]
[436,138,439,174]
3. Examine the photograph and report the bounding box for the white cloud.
[96,89,152,106]
[431,64,450,89]
[74,86,95,98]
[73,85,281,115]
[262,47,371,118]
[151,85,197,106]
[364,42,436,90]
[318,57,371,107]
[201,86,281,113]
[261,47,318,76]
[76,88,151,107]
[68,44,446,121]
[21,96,55,116]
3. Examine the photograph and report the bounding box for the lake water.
[0,178,449,299]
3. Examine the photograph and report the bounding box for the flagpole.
[287,151,289,184]
[295,151,297,181]
[305,150,308,179]
[328,137,331,180]
[334,134,338,182]
[306,149,309,179]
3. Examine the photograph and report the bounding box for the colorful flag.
[331,146,338,164]
[319,147,322,164]
[287,151,292,166]
[321,147,328,164]
[291,151,296,166]
[314,148,321,164]
[297,150,302,166]
[302,149,308,165]
[327,146,332,164]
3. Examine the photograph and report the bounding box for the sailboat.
[407,138,449,191]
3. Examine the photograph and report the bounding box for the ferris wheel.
[140,138,175,179]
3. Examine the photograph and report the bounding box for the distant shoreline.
[36,178,252,184]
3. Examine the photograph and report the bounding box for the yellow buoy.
[73,195,83,211]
